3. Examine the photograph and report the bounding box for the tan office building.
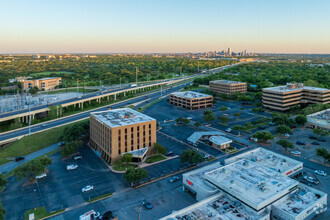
[21,77,62,91]
[89,108,157,164]
[169,91,213,110]
[262,83,330,111]
[209,80,247,95]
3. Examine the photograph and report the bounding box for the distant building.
[209,80,247,95]
[306,108,330,131]
[169,91,213,110]
[32,54,40,59]
[21,77,62,91]
[227,47,231,56]
[262,83,330,111]
[89,108,157,164]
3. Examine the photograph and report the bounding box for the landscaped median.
[24,206,65,220]
[87,192,113,203]
[146,155,166,163]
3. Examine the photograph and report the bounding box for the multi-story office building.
[20,77,62,91]
[89,108,157,164]
[169,91,213,110]
[209,80,247,95]
[262,83,330,111]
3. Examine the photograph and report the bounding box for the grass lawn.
[30,71,74,77]
[24,206,64,220]
[181,86,207,91]
[112,164,137,171]
[0,120,88,165]
[225,147,238,154]
[146,155,166,163]
[88,192,113,203]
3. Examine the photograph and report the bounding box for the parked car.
[314,170,327,177]
[143,201,153,210]
[92,212,101,219]
[304,176,319,184]
[165,151,173,156]
[15,156,25,162]
[309,135,317,140]
[226,128,232,133]
[102,211,116,220]
[203,154,211,160]
[169,176,180,183]
[82,185,94,192]
[67,164,78,171]
[311,141,320,145]
[284,133,290,137]
[291,151,301,155]
[296,141,306,145]
[317,137,326,142]
[35,173,47,179]
[73,155,83,161]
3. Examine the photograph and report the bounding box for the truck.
[79,210,100,220]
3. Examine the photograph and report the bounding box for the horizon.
[0,0,330,54]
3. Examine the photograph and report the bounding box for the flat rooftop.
[274,184,327,217]
[308,108,330,120]
[187,131,226,144]
[263,83,329,93]
[91,108,156,128]
[160,193,267,220]
[170,91,212,99]
[224,148,303,175]
[183,162,221,192]
[209,135,232,146]
[211,80,245,84]
[205,160,298,210]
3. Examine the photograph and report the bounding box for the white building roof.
[209,136,232,146]
[205,160,298,211]
[91,108,156,128]
[160,193,268,220]
[224,148,303,176]
[263,83,329,93]
[211,79,245,84]
[273,184,327,217]
[187,131,226,144]
[170,91,212,99]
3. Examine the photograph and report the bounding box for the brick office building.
[209,80,247,95]
[169,91,213,110]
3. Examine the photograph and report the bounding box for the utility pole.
[197,61,199,72]
[76,78,79,97]
[28,104,31,136]
[120,77,121,88]
[136,66,138,85]
[135,207,141,220]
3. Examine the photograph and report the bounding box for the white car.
[314,170,327,177]
[284,133,290,137]
[35,173,47,179]
[291,151,301,155]
[67,164,78,171]
[226,128,232,133]
[73,155,83,161]
[82,185,94,192]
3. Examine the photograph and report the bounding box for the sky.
[0,0,329,54]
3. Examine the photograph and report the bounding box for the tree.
[0,174,7,188]
[61,140,83,157]
[220,106,228,111]
[245,122,253,129]
[0,201,5,220]
[316,148,330,162]
[154,143,166,155]
[122,153,133,165]
[180,149,203,165]
[313,128,329,137]
[123,168,148,185]
[277,139,294,152]
[60,123,85,142]
[176,117,183,124]
[203,110,215,122]
[276,125,291,134]
[217,116,230,123]
[14,156,52,181]
[28,86,39,95]
[194,122,201,127]
[182,118,191,124]
[253,131,274,142]
[295,115,307,126]
[234,113,240,117]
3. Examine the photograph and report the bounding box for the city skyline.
[0,0,330,54]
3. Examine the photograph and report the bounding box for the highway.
[0,80,191,144]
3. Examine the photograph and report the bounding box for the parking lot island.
[89,108,157,164]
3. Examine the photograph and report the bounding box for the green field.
[44,88,98,94]
[0,119,88,165]
[30,71,74,77]
[24,206,64,220]
[146,155,166,163]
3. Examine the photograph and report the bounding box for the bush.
[180,149,203,165]
[217,116,230,123]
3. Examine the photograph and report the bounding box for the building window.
[149,124,151,129]
[125,128,127,134]
[137,126,140,131]
[41,82,45,88]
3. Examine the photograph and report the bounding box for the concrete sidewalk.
[0,143,60,174]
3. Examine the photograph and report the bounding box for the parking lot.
[1,145,126,220]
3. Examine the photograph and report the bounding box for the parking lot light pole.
[135,207,141,220]
[34,189,36,210]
